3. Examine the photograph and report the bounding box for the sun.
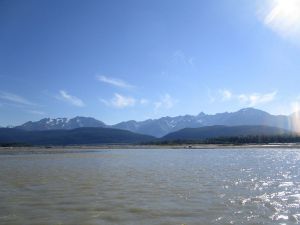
[264,0,300,39]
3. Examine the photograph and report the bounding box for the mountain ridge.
[14,108,295,137]
[16,116,106,131]
[0,127,155,146]
[0,125,296,146]
[161,125,292,141]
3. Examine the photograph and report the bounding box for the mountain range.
[0,125,294,146]
[162,125,291,141]
[17,117,106,131]
[1,107,299,146]
[0,127,154,146]
[14,108,294,137]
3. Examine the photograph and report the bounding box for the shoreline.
[1,143,300,154]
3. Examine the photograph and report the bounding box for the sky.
[1,0,300,126]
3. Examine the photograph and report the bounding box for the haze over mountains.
[162,125,291,141]
[14,108,295,137]
[0,108,298,146]
[0,127,154,146]
[0,125,293,146]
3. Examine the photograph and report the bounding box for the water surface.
[0,148,300,225]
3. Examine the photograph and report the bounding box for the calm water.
[0,148,300,225]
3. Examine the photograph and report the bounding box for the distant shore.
[1,143,300,154]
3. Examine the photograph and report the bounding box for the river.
[0,148,300,225]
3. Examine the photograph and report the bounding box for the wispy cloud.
[238,91,277,106]
[96,75,134,89]
[26,110,46,115]
[100,93,136,108]
[0,91,36,106]
[260,0,300,42]
[173,50,195,66]
[58,90,85,107]
[218,89,277,106]
[219,89,233,101]
[154,94,177,110]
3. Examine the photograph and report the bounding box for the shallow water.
[0,148,300,225]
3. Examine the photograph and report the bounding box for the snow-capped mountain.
[15,116,106,131]
[113,108,290,137]
[14,108,292,137]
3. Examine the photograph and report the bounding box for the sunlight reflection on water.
[0,148,300,225]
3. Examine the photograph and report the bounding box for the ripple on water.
[0,148,300,225]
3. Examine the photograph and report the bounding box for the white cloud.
[245,91,277,106]
[217,89,277,106]
[26,110,46,115]
[219,89,233,101]
[238,94,249,103]
[173,50,195,66]
[58,90,85,107]
[260,0,300,41]
[100,93,136,108]
[96,75,134,89]
[0,91,36,106]
[112,94,135,108]
[154,94,177,110]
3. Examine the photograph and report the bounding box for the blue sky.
[1,0,300,126]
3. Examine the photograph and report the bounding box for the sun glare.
[290,101,300,133]
[264,0,300,40]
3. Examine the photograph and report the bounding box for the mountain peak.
[15,116,106,131]
[13,108,291,137]
[237,107,268,114]
[197,112,206,117]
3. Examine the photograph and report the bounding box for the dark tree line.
[0,143,32,147]
[147,135,300,145]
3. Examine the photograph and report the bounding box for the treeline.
[0,143,32,147]
[147,135,300,145]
